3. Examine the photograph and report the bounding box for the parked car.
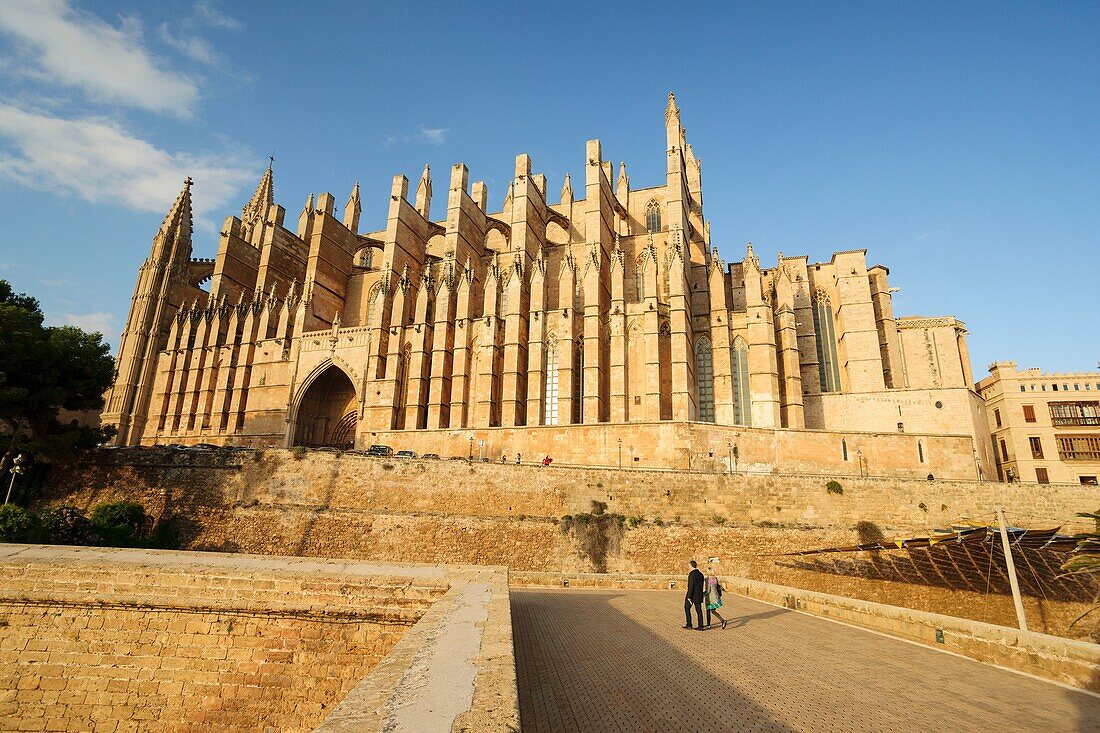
[422,453,441,460]
[366,445,393,457]
[394,450,418,459]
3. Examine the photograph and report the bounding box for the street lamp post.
[468,435,474,462]
[856,449,865,479]
[617,438,622,469]
[4,454,29,505]
[727,442,733,474]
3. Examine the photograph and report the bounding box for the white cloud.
[56,311,115,335]
[157,22,224,68]
[0,104,255,228]
[194,1,242,30]
[0,0,199,116]
[418,126,447,145]
[382,127,450,147]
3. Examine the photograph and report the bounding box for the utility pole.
[996,506,1029,632]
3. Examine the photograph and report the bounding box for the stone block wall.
[0,548,446,732]
[36,450,1100,641]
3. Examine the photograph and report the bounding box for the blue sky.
[0,1,1096,376]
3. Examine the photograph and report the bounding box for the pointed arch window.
[812,290,841,393]
[545,339,560,426]
[499,282,508,316]
[634,255,647,302]
[696,336,715,423]
[732,337,751,426]
[366,284,382,328]
[645,200,662,234]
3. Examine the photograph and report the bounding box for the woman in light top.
[704,567,728,629]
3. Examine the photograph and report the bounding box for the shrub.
[0,504,38,543]
[653,517,665,527]
[291,446,308,460]
[712,515,727,525]
[628,516,644,528]
[90,501,147,547]
[590,500,608,516]
[826,480,844,495]
[39,507,99,546]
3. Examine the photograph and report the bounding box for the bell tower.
[101,178,194,444]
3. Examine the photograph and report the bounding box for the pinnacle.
[242,165,275,224]
[158,177,194,243]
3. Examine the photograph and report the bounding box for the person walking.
[683,560,705,630]
[516,453,522,465]
[542,455,551,467]
[704,567,728,629]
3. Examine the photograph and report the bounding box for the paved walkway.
[512,589,1100,733]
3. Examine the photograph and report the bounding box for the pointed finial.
[560,173,573,206]
[666,91,679,117]
[184,176,194,188]
[415,165,432,219]
[242,165,275,225]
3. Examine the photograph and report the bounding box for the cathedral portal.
[292,365,357,449]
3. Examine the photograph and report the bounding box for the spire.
[503,180,514,213]
[665,91,683,151]
[616,161,629,201]
[343,181,361,232]
[415,164,432,220]
[242,164,274,226]
[665,91,680,122]
[154,177,194,261]
[297,192,314,239]
[560,173,573,206]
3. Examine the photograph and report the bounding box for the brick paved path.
[512,589,1100,733]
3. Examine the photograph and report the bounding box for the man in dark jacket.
[683,560,705,630]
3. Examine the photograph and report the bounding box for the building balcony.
[1051,416,1100,427]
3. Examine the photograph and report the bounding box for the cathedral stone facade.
[101,95,993,479]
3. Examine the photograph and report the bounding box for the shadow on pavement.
[511,589,798,733]
[726,607,790,629]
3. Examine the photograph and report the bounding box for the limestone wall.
[0,546,515,733]
[37,450,1100,641]
[361,419,980,479]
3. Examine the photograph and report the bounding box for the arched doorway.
[293,365,357,448]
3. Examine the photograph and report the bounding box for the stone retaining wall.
[0,545,517,732]
[35,450,1100,641]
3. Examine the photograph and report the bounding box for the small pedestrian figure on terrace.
[543,455,552,467]
[516,453,522,465]
[500,452,507,464]
[704,567,728,629]
[683,560,705,631]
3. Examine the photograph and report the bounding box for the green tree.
[0,279,116,486]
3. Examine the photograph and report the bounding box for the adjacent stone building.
[101,94,992,478]
[978,362,1100,485]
